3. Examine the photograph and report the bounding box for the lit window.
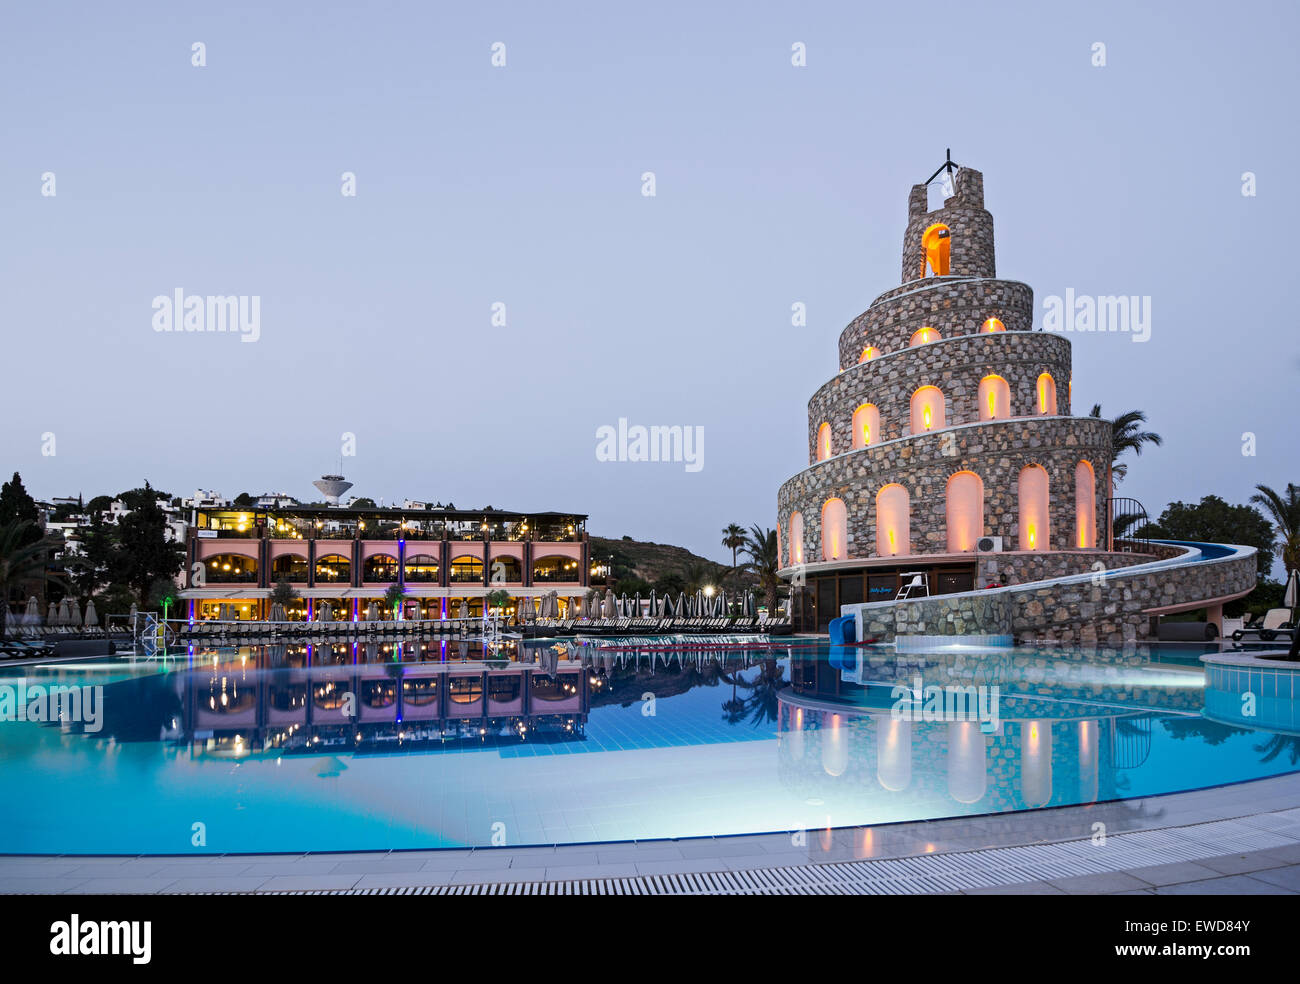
[978,375,1011,421]
[816,422,832,461]
[860,345,880,363]
[876,485,910,556]
[909,326,941,347]
[922,223,950,277]
[981,318,1005,333]
[1036,373,1058,415]
[821,498,847,561]
[1017,465,1050,552]
[852,403,880,449]
[910,386,946,434]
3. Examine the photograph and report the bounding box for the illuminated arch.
[909,386,946,434]
[821,498,847,561]
[788,512,805,567]
[205,553,258,583]
[1075,460,1097,549]
[981,318,1005,333]
[945,471,984,552]
[1017,465,1050,551]
[922,223,950,277]
[876,484,910,557]
[978,375,1011,421]
[1036,372,1058,415]
[859,345,880,364]
[816,422,832,461]
[363,554,398,582]
[852,403,880,449]
[909,326,941,347]
[314,553,351,583]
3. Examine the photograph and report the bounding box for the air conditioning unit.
[977,536,1004,553]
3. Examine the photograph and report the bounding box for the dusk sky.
[2,0,1296,565]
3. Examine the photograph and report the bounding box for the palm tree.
[740,524,781,614]
[721,523,746,569]
[0,520,62,642]
[1251,483,1300,575]
[1089,405,1163,487]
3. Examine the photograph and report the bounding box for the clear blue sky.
[2,0,1296,565]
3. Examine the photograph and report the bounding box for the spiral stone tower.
[776,163,1115,632]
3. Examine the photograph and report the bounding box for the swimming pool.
[0,638,1295,855]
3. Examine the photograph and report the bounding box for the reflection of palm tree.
[1255,734,1300,766]
[720,657,786,727]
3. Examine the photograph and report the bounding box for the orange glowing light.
[1038,380,1047,413]
[987,391,996,419]
[1028,526,1037,549]
[888,529,896,554]
[861,346,878,363]
[922,405,933,430]
[863,423,871,445]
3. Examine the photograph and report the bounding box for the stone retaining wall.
[850,547,1257,646]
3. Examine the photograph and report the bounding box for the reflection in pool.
[0,639,1294,854]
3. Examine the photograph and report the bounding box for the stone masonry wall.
[779,415,1112,563]
[838,279,1035,370]
[850,548,1257,646]
[811,331,1073,461]
[900,168,995,282]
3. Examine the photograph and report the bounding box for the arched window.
[270,554,307,583]
[532,556,578,581]
[945,472,984,552]
[821,498,847,561]
[909,386,946,434]
[922,223,950,277]
[363,554,398,582]
[816,422,832,461]
[876,484,910,556]
[852,403,881,449]
[449,556,484,583]
[788,512,804,567]
[314,554,351,583]
[206,553,258,583]
[1036,373,1058,415]
[490,555,523,583]
[404,554,440,582]
[1017,465,1050,552]
[978,375,1011,421]
[981,318,1005,333]
[859,345,880,364]
[909,326,941,347]
[1075,460,1097,549]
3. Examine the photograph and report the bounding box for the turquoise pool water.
[0,639,1295,854]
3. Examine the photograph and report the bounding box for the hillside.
[589,535,755,592]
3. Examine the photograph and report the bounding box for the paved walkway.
[4,774,1299,894]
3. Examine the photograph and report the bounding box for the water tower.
[312,474,353,505]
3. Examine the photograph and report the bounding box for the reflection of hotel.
[173,643,591,755]
[182,504,589,620]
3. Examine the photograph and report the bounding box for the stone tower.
[776,164,1113,631]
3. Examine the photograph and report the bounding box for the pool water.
[0,639,1295,855]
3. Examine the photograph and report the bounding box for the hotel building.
[180,502,589,621]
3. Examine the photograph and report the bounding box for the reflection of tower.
[313,474,353,505]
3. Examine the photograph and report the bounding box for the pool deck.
[4,772,1300,894]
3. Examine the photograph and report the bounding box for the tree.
[0,473,42,549]
[351,497,377,509]
[486,588,511,614]
[0,521,65,641]
[383,583,408,619]
[232,492,254,507]
[1089,405,1163,487]
[113,483,185,607]
[740,524,781,614]
[270,578,300,609]
[721,523,746,569]
[1141,495,1276,577]
[1251,483,1300,575]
